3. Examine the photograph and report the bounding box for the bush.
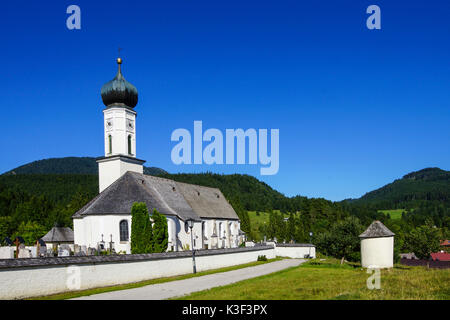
[257,255,268,261]
[315,216,363,262]
[131,202,152,254]
[404,224,441,260]
[152,209,168,253]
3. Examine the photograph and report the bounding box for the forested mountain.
[0,157,448,253]
[3,157,167,176]
[348,167,450,209]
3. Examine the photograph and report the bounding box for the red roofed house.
[440,240,450,247]
[430,252,450,261]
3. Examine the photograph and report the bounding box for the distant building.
[430,252,450,261]
[359,220,395,268]
[41,226,74,251]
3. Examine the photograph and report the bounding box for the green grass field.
[177,258,450,300]
[378,209,406,220]
[248,210,290,241]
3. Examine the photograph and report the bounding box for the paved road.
[73,258,305,300]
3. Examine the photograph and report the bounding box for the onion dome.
[101,58,138,108]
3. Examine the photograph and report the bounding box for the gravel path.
[73,258,305,300]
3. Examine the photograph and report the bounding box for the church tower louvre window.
[128,135,132,155]
[108,135,112,154]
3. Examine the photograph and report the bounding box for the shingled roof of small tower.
[72,171,239,221]
[359,221,395,238]
[41,227,74,243]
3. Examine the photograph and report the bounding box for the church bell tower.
[97,57,145,193]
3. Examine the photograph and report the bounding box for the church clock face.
[127,119,134,132]
[106,119,113,131]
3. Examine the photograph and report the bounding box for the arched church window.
[128,135,132,155]
[119,220,129,241]
[108,135,112,154]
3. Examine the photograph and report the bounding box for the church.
[73,57,244,253]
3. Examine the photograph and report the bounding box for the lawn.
[378,209,406,220]
[248,210,290,241]
[176,258,450,300]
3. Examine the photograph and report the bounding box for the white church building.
[73,57,243,253]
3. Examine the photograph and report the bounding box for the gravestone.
[60,244,71,253]
[18,244,31,258]
[28,246,37,258]
[74,245,86,256]
[58,248,70,257]
[38,245,47,257]
[245,241,255,247]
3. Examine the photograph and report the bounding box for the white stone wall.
[361,236,394,268]
[0,248,275,300]
[98,159,143,193]
[275,246,316,259]
[75,214,241,254]
[74,215,131,253]
[0,247,14,259]
[175,220,203,251]
[200,219,240,249]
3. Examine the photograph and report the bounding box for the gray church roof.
[73,172,239,221]
[359,221,395,239]
[41,227,74,243]
[176,181,240,220]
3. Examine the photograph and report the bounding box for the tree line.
[0,171,448,261]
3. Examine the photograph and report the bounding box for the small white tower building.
[97,57,146,192]
[359,220,395,268]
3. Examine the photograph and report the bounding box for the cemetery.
[0,243,315,300]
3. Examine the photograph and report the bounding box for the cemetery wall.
[0,247,14,259]
[0,246,275,300]
[275,244,316,259]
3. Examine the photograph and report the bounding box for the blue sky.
[1,0,449,201]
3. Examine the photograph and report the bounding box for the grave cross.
[109,234,113,254]
[13,238,20,259]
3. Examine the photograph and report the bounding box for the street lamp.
[309,232,313,258]
[187,218,196,273]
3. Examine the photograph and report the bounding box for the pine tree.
[287,213,296,242]
[267,210,277,240]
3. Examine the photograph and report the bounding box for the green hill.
[4,158,448,212]
[350,167,450,209]
[2,157,167,176]
[0,157,448,245]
